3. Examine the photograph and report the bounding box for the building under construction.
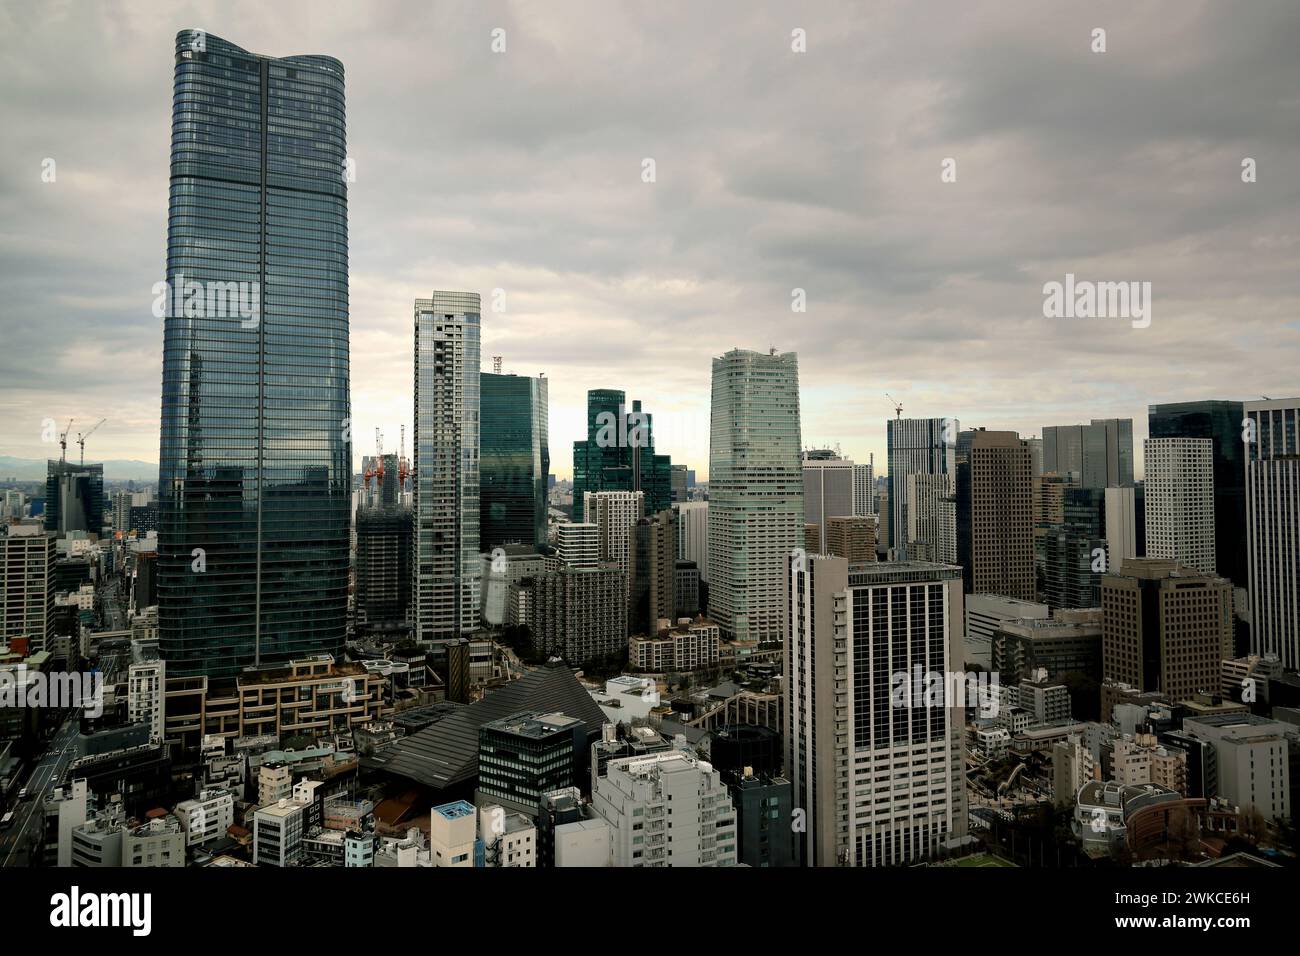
[355,451,414,642]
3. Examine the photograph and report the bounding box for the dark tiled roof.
[364,666,606,790]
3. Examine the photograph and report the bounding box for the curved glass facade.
[158,30,350,678]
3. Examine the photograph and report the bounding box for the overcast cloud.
[1,0,1297,479]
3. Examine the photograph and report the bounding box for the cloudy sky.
[2,0,1298,480]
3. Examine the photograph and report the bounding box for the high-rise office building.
[708,349,803,642]
[853,456,876,517]
[1149,401,1246,586]
[1042,488,1106,610]
[414,291,482,641]
[674,560,700,618]
[886,418,956,560]
[1091,418,1135,487]
[788,558,968,867]
[571,391,672,522]
[1144,438,1215,575]
[1,530,56,653]
[1104,486,1138,574]
[1244,398,1300,667]
[824,516,877,564]
[956,430,1034,600]
[1025,437,1044,478]
[670,464,689,503]
[480,372,549,551]
[585,491,644,588]
[1101,558,1233,701]
[630,510,676,635]
[157,31,350,677]
[802,455,854,552]
[1040,421,1112,489]
[44,461,104,537]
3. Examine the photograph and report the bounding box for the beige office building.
[1101,559,1233,702]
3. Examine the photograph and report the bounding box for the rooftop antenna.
[493,355,503,374]
[886,393,903,419]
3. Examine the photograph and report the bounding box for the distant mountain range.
[0,456,159,482]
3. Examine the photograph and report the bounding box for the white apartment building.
[175,789,235,846]
[673,500,709,583]
[414,291,482,641]
[127,655,165,742]
[789,558,968,867]
[556,523,599,569]
[1184,715,1292,823]
[1144,437,1215,574]
[592,751,737,867]
[629,621,721,671]
[477,804,536,867]
[853,459,876,517]
[585,491,644,588]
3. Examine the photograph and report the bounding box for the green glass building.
[480,372,549,550]
[571,389,672,521]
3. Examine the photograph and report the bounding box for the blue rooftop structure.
[432,800,476,821]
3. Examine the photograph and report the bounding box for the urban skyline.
[1,0,1298,914]
[3,3,1298,482]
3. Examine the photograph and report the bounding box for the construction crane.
[77,418,106,465]
[58,418,74,464]
[398,424,410,491]
[886,394,903,419]
[364,428,386,493]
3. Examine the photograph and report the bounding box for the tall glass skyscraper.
[707,349,803,642]
[571,390,672,521]
[414,292,482,640]
[480,371,549,550]
[157,31,350,678]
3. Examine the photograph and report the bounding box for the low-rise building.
[629,620,721,671]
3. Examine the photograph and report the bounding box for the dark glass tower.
[157,31,350,678]
[44,461,104,536]
[1148,401,1246,587]
[571,389,672,521]
[479,372,549,550]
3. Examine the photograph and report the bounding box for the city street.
[0,714,78,867]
